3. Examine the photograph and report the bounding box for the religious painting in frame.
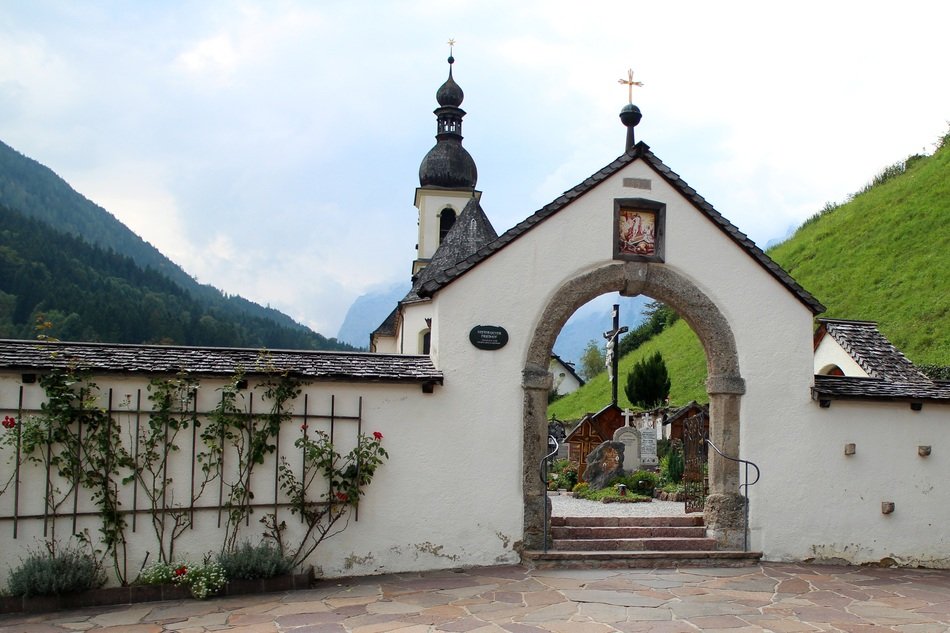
[613,198,665,263]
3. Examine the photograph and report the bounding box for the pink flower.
[1,416,14,430]
[372,431,383,440]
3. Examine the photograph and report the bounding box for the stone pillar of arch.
[522,262,746,551]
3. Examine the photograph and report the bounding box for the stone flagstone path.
[1,563,949,632]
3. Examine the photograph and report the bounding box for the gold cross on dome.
[448,38,456,54]
[618,68,644,104]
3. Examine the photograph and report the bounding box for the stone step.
[551,515,704,528]
[523,549,762,569]
[553,537,719,552]
[551,525,708,539]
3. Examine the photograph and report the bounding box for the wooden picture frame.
[613,198,665,262]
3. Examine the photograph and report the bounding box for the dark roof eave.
[0,340,443,385]
[812,375,950,403]
[811,389,947,404]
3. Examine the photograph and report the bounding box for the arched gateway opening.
[521,261,747,550]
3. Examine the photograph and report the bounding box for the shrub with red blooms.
[268,430,388,567]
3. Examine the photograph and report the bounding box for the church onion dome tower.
[418,52,478,188]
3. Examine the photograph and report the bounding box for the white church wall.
[400,301,433,355]
[0,371,522,586]
[749,398,950,567]
[427,157,821,550]
[372,335,398,354]
[814,336,870,376]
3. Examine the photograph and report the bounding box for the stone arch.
[522,261,747,549]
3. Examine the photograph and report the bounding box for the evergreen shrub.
[618,470,658,496]
[7,543,105,597]
[661,443,685,484]
[546,459,578,490]
[217,541,294,580]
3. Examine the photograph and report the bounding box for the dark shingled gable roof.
[0,339,443,385]
[416,142,825,315]
[816,319,927,381]
[813,375,950,403]
[404,196,498,304]
[812,319,949,403]
[371,196,498,340]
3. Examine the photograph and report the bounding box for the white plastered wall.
[757,399,949,567]
[814,336,870,376]
[0,372,521,584]
[427,155,950,566]
[427,157,830,561]
[551,359,582,396]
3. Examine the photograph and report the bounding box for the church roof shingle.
[0,339,443,385]
[812,375,950,403]
[811,319,948,404]
[403,196,498,304]
[815,318,927,382]
[415,143,825,314]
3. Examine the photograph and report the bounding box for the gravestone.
[613,425,642,472]
[583,441,625,489]
[640,426,658,468]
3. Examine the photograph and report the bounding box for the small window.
[421,329,431,355]
[818,364,845,376]
[439,208,457,243]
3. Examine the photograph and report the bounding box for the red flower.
[175,565,188,577]
[301,423,308,432]
[372,431,383,440]
[335,492,349,502]
[1,416,14,429]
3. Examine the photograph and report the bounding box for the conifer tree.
[624,351,671,409]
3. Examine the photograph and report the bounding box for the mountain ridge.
[0,139,352,350]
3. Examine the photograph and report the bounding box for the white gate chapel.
[1,57,948,582]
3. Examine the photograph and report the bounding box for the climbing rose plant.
[265,430,388,567]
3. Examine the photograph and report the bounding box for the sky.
[1,1,948,338]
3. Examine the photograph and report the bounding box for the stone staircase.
[523,514,762,568]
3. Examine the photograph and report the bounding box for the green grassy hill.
[550,135,950,421]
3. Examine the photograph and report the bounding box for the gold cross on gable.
[618,68,644,104]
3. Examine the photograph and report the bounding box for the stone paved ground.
[1,563,949,632]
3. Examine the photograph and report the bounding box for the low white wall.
[748,398,950,567]
[0,373,521,587]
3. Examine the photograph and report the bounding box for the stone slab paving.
[1,564,948,632]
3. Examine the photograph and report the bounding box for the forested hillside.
[0,140,353,350]
[0,140,344,344]
[550,134,950,420]
[0,205,353,349]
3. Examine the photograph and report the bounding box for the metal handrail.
[540,435,560,553]
[705,439,760,552]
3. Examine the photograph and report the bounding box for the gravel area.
[549,492,687,517]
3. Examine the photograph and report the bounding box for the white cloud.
[2,0,949,338]
[175,35,240,81]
